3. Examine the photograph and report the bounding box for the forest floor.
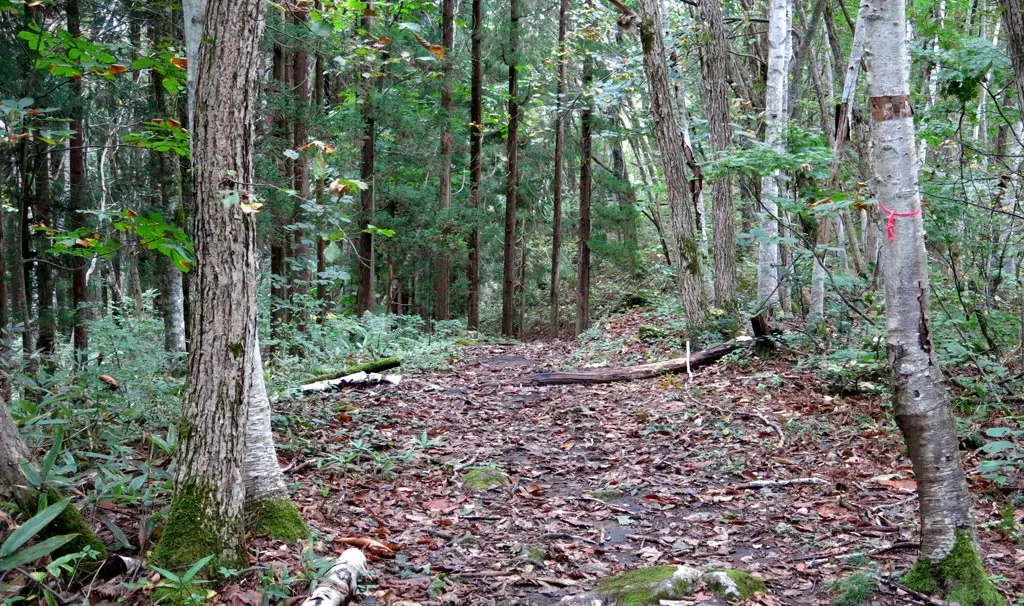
[255,313,1024,606]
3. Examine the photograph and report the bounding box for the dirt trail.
[282,339,1021,605]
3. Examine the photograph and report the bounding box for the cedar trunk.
[550,0,569,338]
[501,0,520,336]
[467,0,483,330]
[434,0,454,321]
[577,51,593,336]
[67,0,89,363]
[356,2,377,315]
[153,0,268,570]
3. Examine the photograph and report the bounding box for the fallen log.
[301,548,367,606]
[300,371,402,393]
[530,338,751,386]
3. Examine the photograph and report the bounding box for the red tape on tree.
[878,202,922,241]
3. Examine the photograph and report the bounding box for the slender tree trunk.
[577,50,593,335]
[151,4,187,352]
[291,5,312,307]
[356,2,377,316]
[637,0,705,322]
[811,3,865,323]
[501,0,520,336]
[67,0,89,365]
[270,42,291,338]
[467,0,483,330]
[18,154,35,358]
[550,0,569,339]
[32,144,55,358]
[697,0,737,311]
[434,0,454,321]
[757,0,792,315]
[787,0,825,116]
[865,2,1002,601]
[0,202,7,347]
[154,0,269,570]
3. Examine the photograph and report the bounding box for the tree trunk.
[434,0,454,321]
[67,0,89,365]
[787,0,825,116]
[0,397,106,566]
[550,0,569,339]
[356,2,377,316]
[1000,0,1024,106]
[501,0,520,337]
[153,0,268,571]
[637,0,705,323]
[697,0,738,311]
[270,42,291,338]
[467,0,483,330]
[865,2,1002,601]
[32,143,56,358]
[757,0,792,315]
[291,5,312,306]
[151,4,187,352]
[577,51,593,335]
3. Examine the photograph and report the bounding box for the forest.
[1,0,1024,604]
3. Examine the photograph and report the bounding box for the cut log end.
[300,548,367,606]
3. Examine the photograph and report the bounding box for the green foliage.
[902,530,1005,606]
[152,483,246,573]
[828,570,879,606]
[150,555,215,605]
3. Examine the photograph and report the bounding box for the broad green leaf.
[0,498,72,558]
[0,534,78,571]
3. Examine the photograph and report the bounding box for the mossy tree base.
[152,483,247,573]
[25,488,106,573]
[248,498,309,542]
[901,530,1005,606]
[461,467,509,490]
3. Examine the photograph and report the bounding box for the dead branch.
[529,339,750,386]
[740,477,829,489]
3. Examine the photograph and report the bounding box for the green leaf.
[181,555,214,583]
[981,441,1015,455]
[40,424,65,481]
[985,427,1020,438]
[0,498,72,558]
[0,534,78,571]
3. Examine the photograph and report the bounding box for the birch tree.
[757,0,792,315]
[865,1,1003,602]
[153,0,270,569]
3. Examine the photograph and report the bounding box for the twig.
[740,477,829,489]
[871,495,917,512]
[880,576,952,605]
[572,495,633,514]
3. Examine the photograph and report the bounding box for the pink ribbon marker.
[878,202,922,241]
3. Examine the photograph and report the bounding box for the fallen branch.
[530,339,750,386]
[740,478,828,489]
[301,549,367,606]
[300,371,402,394]
[681,390,786,448]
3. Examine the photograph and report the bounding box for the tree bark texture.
[67,0,89,363]
[501,0,520,337]
[697,0,738,310]
[757,0,792,314]
[550,0,569,339]
[434,0,455,321]
[153,0,267,570]
[577,51,593,336]
[291,5,312,302]
[999,0,1024,106]
[864,0,977,565]
[637,0,705,323]
[467,0,483,330]
[357,3,377,315]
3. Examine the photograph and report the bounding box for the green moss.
[152,482,247,572]
[305,357,401,383]
[461,467,509,490]
[901,530,1005,606]
[592,488,625,500]
[597,566,694,606]
[248,498,309,542]
[707,569,768,601]
[26,488,106,572]
[514,543,545,566]
[455,338,479,346]
[227,342,243,359]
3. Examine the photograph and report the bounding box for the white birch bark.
[757,0,792,313]
[864,0,978,563]
[301,549,367,606]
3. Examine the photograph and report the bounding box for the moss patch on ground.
[461,466,509,490]
[152,482,247,572]
[706,569,768,601]
[306,357,401,383]
[248,498,309,542]
[596,566,697,605]
[901,530,1005,606]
